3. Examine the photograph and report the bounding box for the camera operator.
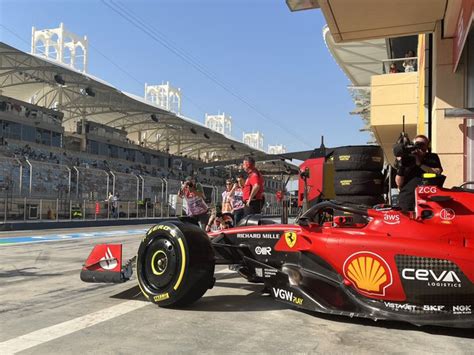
[178,176,209,229]
[395,135,443,212]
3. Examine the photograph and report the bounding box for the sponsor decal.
[417,186,437,194]
[272,288,303,305]
[440,208,455,221]
[284,231,297,248]
[383,302,417,312]
[153,293,170,302]
[264,268,277,278]
[343,252,393,296]
[340,179,352,186]
[255,268,263,277]
[383,211,401,225]
[401,268,461,288]
[148,224,171,235]
[453,305,472,315]
[338,155,350,161]
[255,246,272,256]
[99,247,118,270]
[423,305,445,312]
[236,232,280,239]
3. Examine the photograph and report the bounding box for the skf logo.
[99,247,118,270]
[383,212,400,225]
[284,231,297,248]
[343,252,393,296]
[272,288,303,305]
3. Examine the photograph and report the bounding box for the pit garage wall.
[431,22,465,187]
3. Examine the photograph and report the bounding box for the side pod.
[80,244,134,283]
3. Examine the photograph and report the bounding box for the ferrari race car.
[81,184,474,328]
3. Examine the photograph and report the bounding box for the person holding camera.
[395,135,443,212]
[178,176,209,229]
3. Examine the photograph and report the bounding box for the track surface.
[1,225,474,354]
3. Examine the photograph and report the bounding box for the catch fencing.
[0,159,292,222]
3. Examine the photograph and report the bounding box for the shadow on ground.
[298,309,474,339]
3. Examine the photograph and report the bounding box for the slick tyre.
[334,170,383,195]
[333,145,383,171]
[137,221,215,307]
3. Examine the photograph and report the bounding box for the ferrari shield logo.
[284,231,297,248]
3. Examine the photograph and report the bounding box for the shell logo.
[343,252,393,296]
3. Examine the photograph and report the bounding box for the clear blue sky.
[0,0,370,152]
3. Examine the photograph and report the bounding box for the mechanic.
[178,175,209,229]
[242,156,265,216]
[395,135,443,212]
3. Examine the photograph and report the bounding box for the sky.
[0,0,371,153]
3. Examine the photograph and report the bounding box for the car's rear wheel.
[137,221,215,307]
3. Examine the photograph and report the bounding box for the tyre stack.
[333,145,385,208]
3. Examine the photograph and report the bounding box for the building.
[205,112,232,136]
[286,0,473,188]
[31,23,88,73]
[145,82,181,114]
[268,144,287,154]
[243,131,264,151]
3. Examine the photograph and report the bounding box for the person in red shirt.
[242,156,264,216]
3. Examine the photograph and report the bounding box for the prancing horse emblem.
[284,231,297,248]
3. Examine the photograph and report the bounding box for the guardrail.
[382,57,418,74]
[0,196,298,223]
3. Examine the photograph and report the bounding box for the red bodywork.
[220,186,474,303]
[298,157,325,207]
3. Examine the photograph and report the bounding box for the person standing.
[242,156,264,216]
[230,174,245,225]
[395,135,443,212]
[178,176,209,229]
[112,193,119,218]
[221,179,234,216]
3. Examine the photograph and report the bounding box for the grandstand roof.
[0,42,272,161]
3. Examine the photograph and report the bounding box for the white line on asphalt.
[0,300,148,354]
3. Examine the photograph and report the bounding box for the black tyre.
[334,194,385,206]
[333,145,383,171]
[137,221,215,307]
[334,170,383,195]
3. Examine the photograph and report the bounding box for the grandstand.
[0,40,296,221]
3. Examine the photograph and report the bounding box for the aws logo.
[383,211,401,225]
[343,252,393,296]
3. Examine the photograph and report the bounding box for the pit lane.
[0,225,473,354]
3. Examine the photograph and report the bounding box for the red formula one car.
[81,184,474,328]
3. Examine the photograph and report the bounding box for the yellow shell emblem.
[343,253,392,296]
[284,231,297,248]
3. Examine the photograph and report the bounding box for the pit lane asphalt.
[1,225,473,354]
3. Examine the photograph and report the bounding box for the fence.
[382,57,418,74]
[0,159,293,223]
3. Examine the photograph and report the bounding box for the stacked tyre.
[333,145,384,208]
